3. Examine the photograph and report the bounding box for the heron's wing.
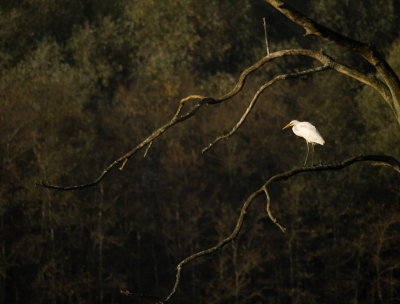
[314,127,322,137]
[298,123,325,145]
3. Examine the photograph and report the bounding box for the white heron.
[282,120,325,166]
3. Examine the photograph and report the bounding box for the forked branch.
[263,0,400,121]
[36,48,392,190]
[202,64,331,153]
[122,154,399,303]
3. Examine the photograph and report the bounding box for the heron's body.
[282,120,325,166]
[291,121,325,146]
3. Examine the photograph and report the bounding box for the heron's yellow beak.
[282,123,292,130]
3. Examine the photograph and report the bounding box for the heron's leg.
[311,143,315,166]
[304,141,309,166]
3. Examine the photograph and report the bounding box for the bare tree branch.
[156,155,399,303]
[263,186,286,233]
[263,0,400,122]
[202,64,331,153]
[36,48,393,190]
[35,95,210,190]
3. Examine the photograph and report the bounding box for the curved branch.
[212,49,391,106]
[159,154,400,303]
[202,64,331,153]
[263,185,286,233]
[36,48,392,190]
[203,48,393,153]
[263,0,400,121]
[266,155,400,182]
[163,188,263,303]
[35,95,209,190]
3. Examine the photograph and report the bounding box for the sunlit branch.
[119,159,128,171]
[202,64,331,153]
[158,154,400,303]
[36,48,391,190]
[263,0,400,122]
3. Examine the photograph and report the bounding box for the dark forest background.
[1,0,400,303]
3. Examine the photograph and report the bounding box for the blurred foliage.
[0,0,400,303]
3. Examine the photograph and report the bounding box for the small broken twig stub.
[143,140,153,158]
[119,159,128,171]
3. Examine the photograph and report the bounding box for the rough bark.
[263,0,400,123]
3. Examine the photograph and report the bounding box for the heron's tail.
[314,138,325,145]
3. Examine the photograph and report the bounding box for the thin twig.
[118,139,153,171]
[174,95,206,118]
[202,64,331,153]
[143,141,153,158]
[263,18,270,55]
[263,186,286,233]
[119,159,128,171]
